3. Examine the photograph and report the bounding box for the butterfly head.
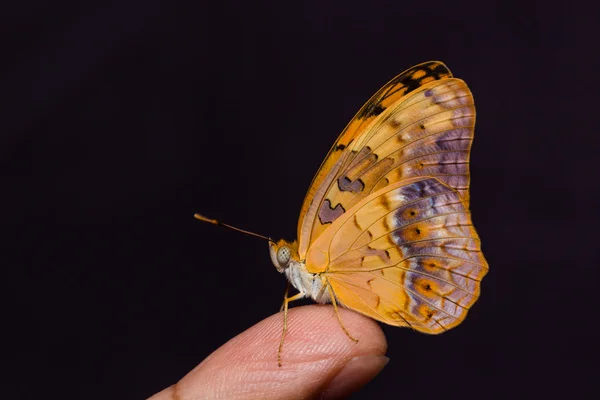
[269,239,299,273]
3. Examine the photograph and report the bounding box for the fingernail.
[321,355,389,400]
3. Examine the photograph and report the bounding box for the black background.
[4,1,600,399]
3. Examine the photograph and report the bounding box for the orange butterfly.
[197,61,488,366]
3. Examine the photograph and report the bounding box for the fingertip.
[156,305,387,400]
[274,305,388,363]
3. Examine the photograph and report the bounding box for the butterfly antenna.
[194,213,274,243]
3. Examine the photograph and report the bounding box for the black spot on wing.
[357,100,386,120]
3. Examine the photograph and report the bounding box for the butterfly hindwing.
[304,177,487,333]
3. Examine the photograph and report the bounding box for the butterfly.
[197,61,488,366]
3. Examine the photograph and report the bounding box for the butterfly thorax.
[269,239,331,304]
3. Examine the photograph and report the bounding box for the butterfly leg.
[279,282,290,312]
[278,287,305,367]
[326,279,359,344]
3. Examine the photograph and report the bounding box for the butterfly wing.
[297,61,457,257]
[305,177,488,333]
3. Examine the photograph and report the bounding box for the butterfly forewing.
[305,178,488,333]
[298,65,476,260]
[297,61,454,257]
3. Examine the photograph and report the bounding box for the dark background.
[4,1,600,399]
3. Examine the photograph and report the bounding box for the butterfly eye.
[276,246,291,267]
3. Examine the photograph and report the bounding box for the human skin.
[148,305,388,400]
